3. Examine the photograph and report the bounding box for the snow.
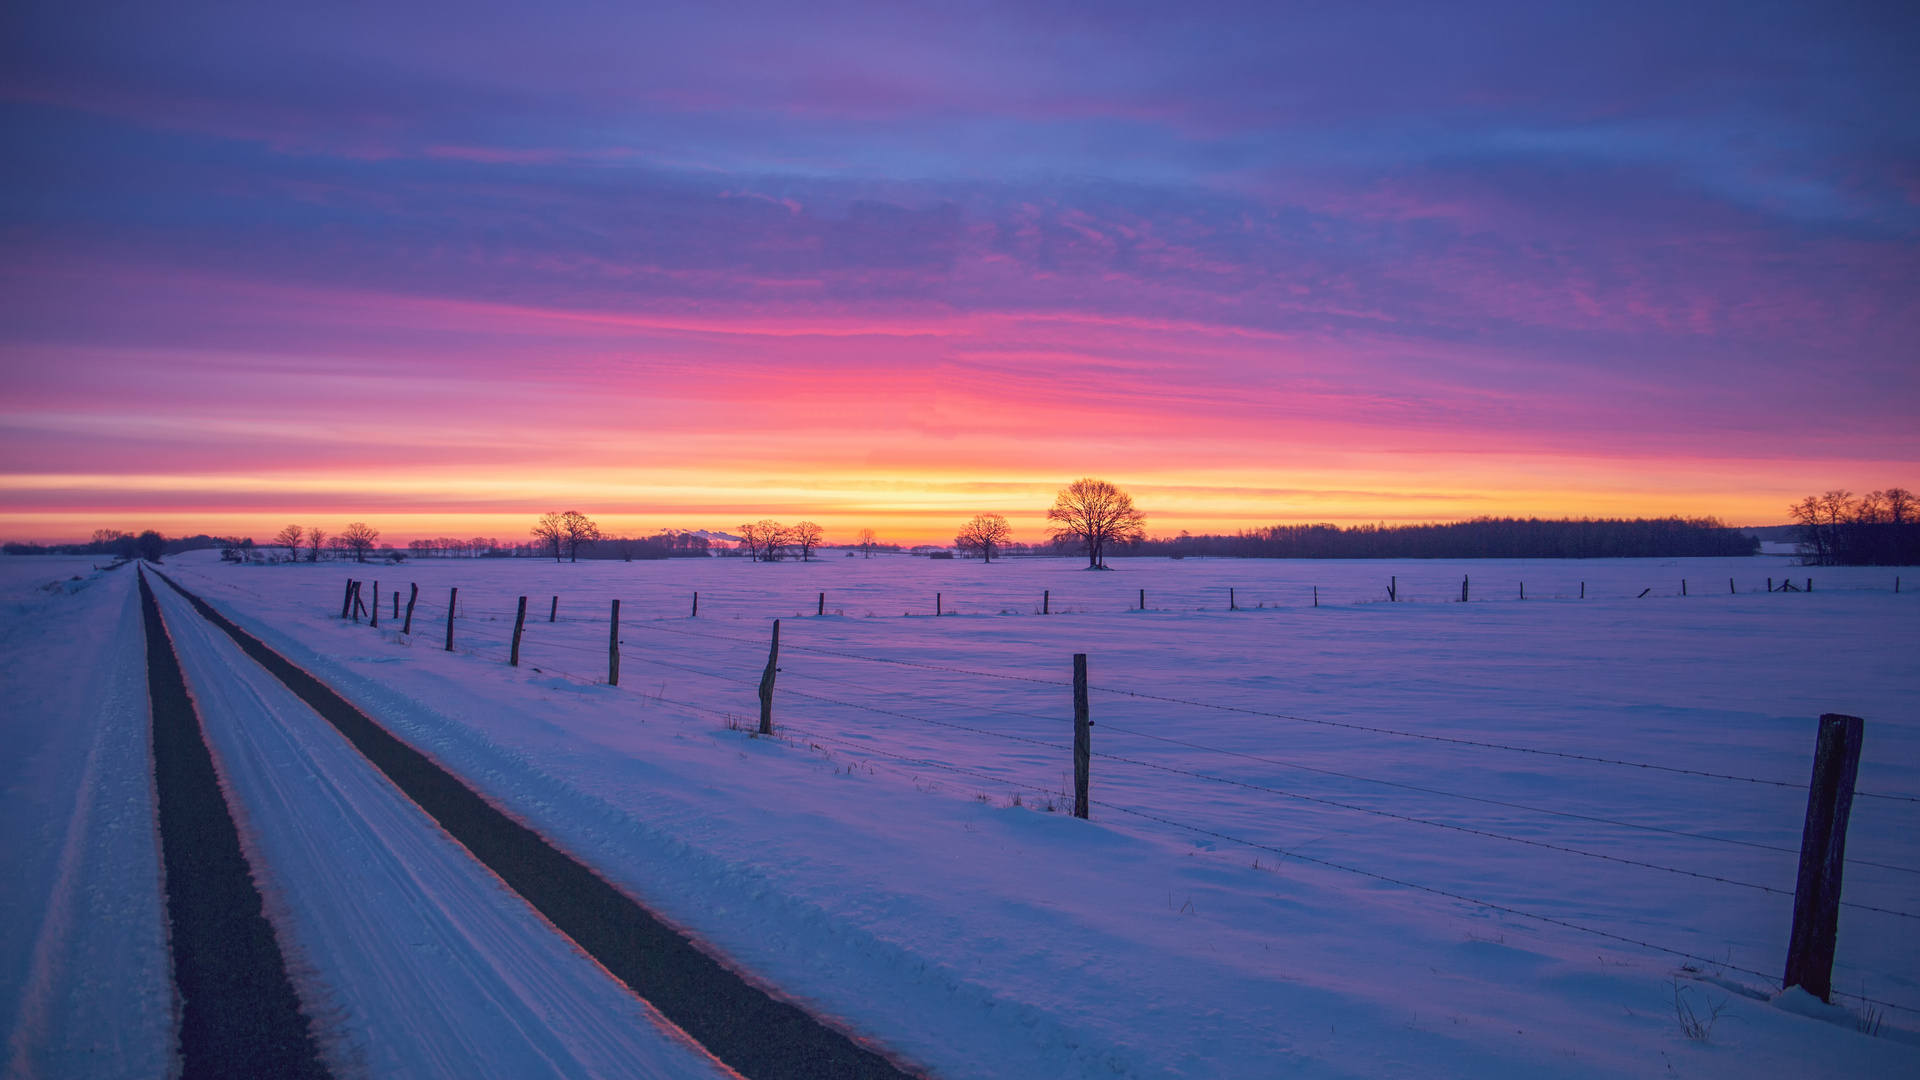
[140,551,1916,1077]
[1,559,172,1080]
[145,577,733,1080]
[7,549,1915,1077]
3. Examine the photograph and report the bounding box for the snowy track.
[148,572,739,1080]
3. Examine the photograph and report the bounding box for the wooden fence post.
[1807,578,1812,593]
[608,599,620,686]
[510,596,527,666]
[1730,577,1736,595]
[370,581,379,627]
[1783,713,1864,1003]
[1043,589,1049,615]
[351,581,365,622]
[758,619,780,735]
[1682,579,1688,596]
[692,591,698,617]
[1230,587,1236,611]
[393,590,400,619]
[1580,581,1585,599]
[1313,585,1318,607]
[341,578,355,619]
[1389,576,1396,602]
[818,592,825,616]
[936,592,942,616]
[1519,582,1524,601]
[1139,587,1145,611]
[1073,654,1090,820]
[550,596,558,622]
[403,584,418,635]
[445,587,458,652]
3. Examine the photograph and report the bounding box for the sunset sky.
[2,2,1915,545]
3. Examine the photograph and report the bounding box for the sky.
[1,1,1916,546]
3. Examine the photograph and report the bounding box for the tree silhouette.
[558,511,600,562]
[272,524,304,562]
[1046,478,1145,569]
[306,526,328,562]
[339,522,380,563]
[792,521,824,561]
[856,527,878,558]
[136,529,166,562]
[955,513,1011,562]
[740,520,790,561]
[533,512,565,561]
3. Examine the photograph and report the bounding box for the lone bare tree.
[955,513,1011,562]
[856,527,878,557]
[1046,478,1145,569]
[792,521,824,561]
[273,524,304,562]
[340,522,380,562]
[306,526,329,562]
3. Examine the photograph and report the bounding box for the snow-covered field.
[7,550,1917,1078]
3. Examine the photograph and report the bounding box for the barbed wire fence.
[329,574,1920,1021]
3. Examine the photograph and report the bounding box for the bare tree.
[533,512,566,562]
[340,522,380,562]
[273,524,304,562]
[741,519,790,561]
[136,530,166,563]
[955,513,1012,562]
[306,526,329,562]
[559,510,600,562]
[792,521,824,561]
[856,527,878,558]
[1046,478,1146,569]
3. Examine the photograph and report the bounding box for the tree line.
[1121,516,1760,560]
[1789,488,1918,566]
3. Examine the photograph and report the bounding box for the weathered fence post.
[1043,589,1049,615]
[550,596,558,622]
[445,587,458,651]
[608,599,620,686]
[1730,577,1736,595]
[1580,581,1585,599]
[936,592,942,616]
[1073,654,1090,820]
[1139,587,1146,611]
[818,592,825,616]
[1783,713,1865,1003]
[1230,587,1237,611]
[1807,578,1813,593]
[1768,577,1774,592]
[370,581,379,627]
[510,596,527,666]
[692,591,698,617]
[393,590,400,619]
[351,581,365,622]
[1313,585,1318,607]
[1519,582,1525,601]
[341,579,355,619]
[1462,575,1470,602]
[1388,576,1396,602]
[1682,579,1688,596]
[758,619,780,735]
[403,583,418,635]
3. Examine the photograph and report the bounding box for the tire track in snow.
[137,569,331,1079]
[151,569,919,1080]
